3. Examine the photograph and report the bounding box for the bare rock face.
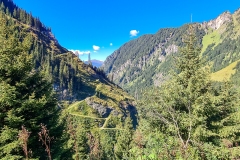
[85,98,137,119]
[85,98,115,117]
[165,44,178,55]
[202,11,232,30]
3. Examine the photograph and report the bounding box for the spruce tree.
[0,13,61,159]
[139,24,240,159]
[114,117,133,160]
[0,2,5,12]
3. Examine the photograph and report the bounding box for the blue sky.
[14,0,240,61]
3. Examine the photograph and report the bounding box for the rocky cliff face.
[85,97,137,119]
[202,11,232,30]
[103,8,240,96]
[85,98,118,117]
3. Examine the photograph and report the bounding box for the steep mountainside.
[0,0,135,129]
[103,9,240,96]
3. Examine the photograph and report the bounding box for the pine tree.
[100,130,115,159]
[114,117,133,159]
[6,7,10,16]
[13,8,17,18]
[0,13,61,159]
[0,2,5,12]
[66,116,91,160]
[139,24,240,159]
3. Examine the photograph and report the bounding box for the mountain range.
[84,59,104,68]
[103,9,240,96]
[2,0,240,158]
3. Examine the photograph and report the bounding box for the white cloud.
[130,30,139,37]
[69,49,90,56]
[110,43,113,46]
[93,45,100,51]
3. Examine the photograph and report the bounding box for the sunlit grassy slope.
[201,29,222,56]
[202,22,240,82]
[63,76,135,130]
[211,60,240,81]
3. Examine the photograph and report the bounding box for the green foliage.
[114,117,133,159]
[0,13,64,159]
[137,25,240,159]
[103,24,206,97]
[66,115,89,160]
[99,129,116,159]
[103,11,240,98]
[2,0,240,159]
[0,1,136,159]
[0,0,50,32]
[203,36,240,72]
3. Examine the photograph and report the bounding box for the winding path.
[70,112,122,130]
[68,101,123,130]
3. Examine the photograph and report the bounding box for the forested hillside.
[0,0,136,159]
[101,10,240,158]
[135,26,240,159]
[103,9,240,96]
[0,0,135,110]
[1,0,240,159]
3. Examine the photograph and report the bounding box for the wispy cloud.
[110,43,113,46]
[130,30,139,37]
[69,49,90,56]
[93,45,100,51]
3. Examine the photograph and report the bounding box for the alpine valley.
[1,0,240,159]
[0,0,136,159]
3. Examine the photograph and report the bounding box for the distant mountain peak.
[202,11,232,30]
[92,59,104,62]
[84,59,104,68]
[234,7,240,14]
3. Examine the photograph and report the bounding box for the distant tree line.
[0,0,51,32]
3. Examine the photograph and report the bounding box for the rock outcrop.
[85,98,137,119]
[202,11,232,30]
